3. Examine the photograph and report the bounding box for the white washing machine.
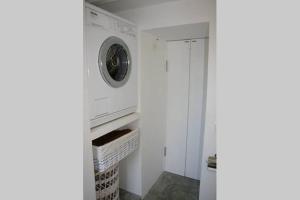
[85,3,137,128]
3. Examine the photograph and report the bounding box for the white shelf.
[90,112,140,141]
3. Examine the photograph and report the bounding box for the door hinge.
[165,60,168,72]
[164,146,167,156]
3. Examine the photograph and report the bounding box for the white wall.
[199,1,216,200]
[84,5,97,199]
[139,32,167,197]
[1,1,84,200]
[116,31,168,199]
[114,0,216,199]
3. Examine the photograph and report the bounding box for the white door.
[165,40,191,176]
[165,39,207,180]
[185,39,207,179]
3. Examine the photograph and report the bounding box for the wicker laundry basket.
[92,129,139,172]
[95,163,119,200]
[93,128,139,200]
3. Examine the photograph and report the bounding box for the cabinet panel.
[185,39,207,180]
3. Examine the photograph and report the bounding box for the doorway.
[145,22,209,181]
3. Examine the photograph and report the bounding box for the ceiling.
[86,0,182,13]
[145,22,209,41]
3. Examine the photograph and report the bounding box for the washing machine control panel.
[86,8,109,29]
[108,18,136,38]
[117,22,136,38]
[86,8,136,38]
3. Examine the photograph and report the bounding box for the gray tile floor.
[119,188,141,200]
[120,171,200,200]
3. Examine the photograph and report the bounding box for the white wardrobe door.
[165,40,191,176]
[185,39,207,180]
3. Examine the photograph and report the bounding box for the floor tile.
[120,171,200,200]
[120,188,141,200]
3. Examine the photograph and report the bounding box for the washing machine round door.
[99,36,131,88]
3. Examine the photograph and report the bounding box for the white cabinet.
[165,40,190,176]
[165,38,208,180]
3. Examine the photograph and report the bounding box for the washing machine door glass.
[99,36,131,88]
